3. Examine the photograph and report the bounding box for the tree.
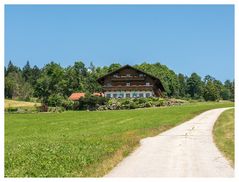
[203,75,222,100]
[224,80,234,101]
[35,62,66,104]
[64,61,88,96]
[89,61,96,73]
[178,73,187,97]
[4,60,235,104]
[5,71,33,100]
[220,87,231,100]
[5,73,15,98]
[5,61,33,100]
[136,62,179,97]
[22,61,32,82]
[6,61,20,76]
[186,73,203,99]
[84,62,102,93]
[31,65,41,85]
[231,80,235,101]
[4,66,7,77]
[74,61,87,76]
[203,80,220,101]
[108,63,121,72]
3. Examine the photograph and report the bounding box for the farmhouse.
[97,65,165,98]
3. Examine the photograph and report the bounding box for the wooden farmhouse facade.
[97,65,165,98]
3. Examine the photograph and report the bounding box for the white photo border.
[0,0,237,181]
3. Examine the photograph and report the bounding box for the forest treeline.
[5,60,234,106]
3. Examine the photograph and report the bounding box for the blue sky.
[5,5,234,81]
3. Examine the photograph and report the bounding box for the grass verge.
[213,108,234,167]
[5,101,234,177]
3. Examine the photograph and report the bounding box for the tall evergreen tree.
[22,61,32,82]
[6,60,20,75]
[31,65,41,85]
[5,71,33,100]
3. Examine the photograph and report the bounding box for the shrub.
[129,101,137,109]
[97,105,108,111]
[81,97,187,111]
[16,107,38,113]
[6,107,18,113]
[77,96,109,110]
[137,97,147,104]
[37,104,48,112]
[47,94,65,107]
[62,99,74,110]
[47,106,65,113]
[103,97,168,110]
[145,101,152,107]
[119,99,131,109]
[107,98,121,110]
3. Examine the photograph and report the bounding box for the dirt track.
[106,108,234,177]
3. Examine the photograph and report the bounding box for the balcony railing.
[111,75,145,81]
[102,85,153,91]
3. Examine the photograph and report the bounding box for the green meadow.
[5,101,234,177]
[213,108,234,167]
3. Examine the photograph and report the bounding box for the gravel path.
[106,108,234,177]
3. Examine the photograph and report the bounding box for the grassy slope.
[5,102,234,177]
[213,108,234,167]
[5,99,41,109]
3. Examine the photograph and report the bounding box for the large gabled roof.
[97,64,165,92]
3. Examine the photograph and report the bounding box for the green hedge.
[97,97,187,111]
[5,97,188,113]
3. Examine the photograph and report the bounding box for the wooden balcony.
[111,75,145,81]
[102,85,153,91]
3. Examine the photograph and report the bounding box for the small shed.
[69,93,85,101]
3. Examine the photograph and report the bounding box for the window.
[106,83,112,86]
[132,92,137,98]
[139,93,144,98]
[126,74,131,77]
[146,82,150,86]
[126,93,130,98]
[126,82,130,86]
[106,94,111,98]
[113,94,117,98]
[119,93,124,98]
[139,73,144,77]
[146,93,151,98]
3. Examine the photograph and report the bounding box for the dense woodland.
[5,60,234,107]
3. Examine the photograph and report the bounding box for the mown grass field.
[5,99,41,109]
[5,101,234,177]
[213,108,234,167]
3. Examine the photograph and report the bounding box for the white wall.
[104,91,153,98]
